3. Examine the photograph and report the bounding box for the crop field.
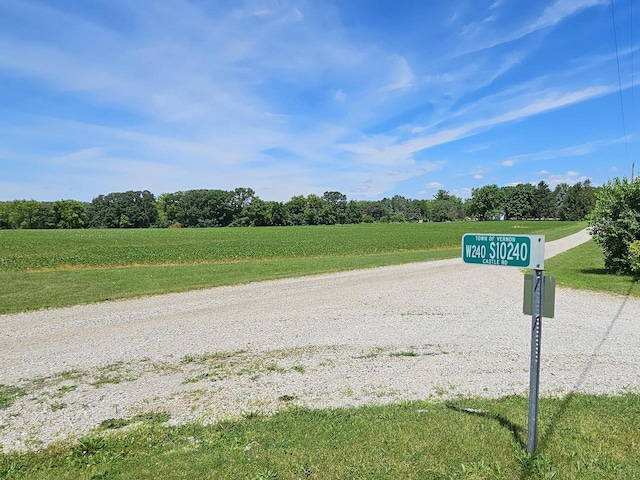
[1,221,585,271]
[0,221,586,314]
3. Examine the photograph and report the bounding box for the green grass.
[0,221,586,314]
[2,393,638,479]
[0,385,27,410]
[0,222,585,272]
[545,240,640,297]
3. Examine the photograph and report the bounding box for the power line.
[610,0,630,171]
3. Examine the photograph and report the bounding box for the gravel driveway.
[1,229,639,452]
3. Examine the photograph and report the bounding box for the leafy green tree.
[358,200,387,222]
[87,191,157,228]
[285,195,307,225]
[304,194,325,225]
[558,180,596,221]
[243,198,286,226]
[322,191,348,224]
[52,200,86,228]
[37,202,57,229]
[345,200,363,224]
[532,181,555,219]
[589,177,640,274]
[430,190,465,222]
[5,200,43,229]
[503,183,535,220]
[0,202,10,229]
[416,199,433,222]
[469,184,503,220]
[163,189,237,227]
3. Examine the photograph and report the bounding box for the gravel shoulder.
[1,229,639,452]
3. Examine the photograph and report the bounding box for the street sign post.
[461,233,546,455]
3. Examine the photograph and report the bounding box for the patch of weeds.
[278,394,297,402]
[50,402,67,412]
[291,364,305,374]
[73,435,106,458]
[99,412,170,431]
[252,469,278,480]
[243,411,263,420]
[132,412,171,424]
[181,350,246,365]
[55,385,77,397]
[54,369,85,381]
[91,375,126,387]
[433,385,452,397]
[513,447,558,478]
[389,350,418,357]
[238,360,286,378]
[363,386,400,398]
[99,418,130,430]
[182,372,222,384]
[0,384,27,409]
[354,346,386,359]
[294,462,314,478]
[90,361,136,387]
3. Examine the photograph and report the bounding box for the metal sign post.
[527,268,544,455]
[462,233,548,456]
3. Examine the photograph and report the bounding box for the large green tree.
[87,190,158,228]
[52,200,86,229]
[430,190,465,222]
[532,181,555,219]
[558,180,596,221]
[503,183,535,220]
[469,184,503,220]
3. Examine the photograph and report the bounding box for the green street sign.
[462,233,545,269]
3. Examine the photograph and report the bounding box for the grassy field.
[2,394,639,479]
[0,221,586,314]
[545,240,640,297]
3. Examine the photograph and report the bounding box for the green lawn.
[0,221,587,314]
[2,394,639,479]
[545,239,640,297]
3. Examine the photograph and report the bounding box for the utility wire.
[632,0,636,180]
[610,0,630,168]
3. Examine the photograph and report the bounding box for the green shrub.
[589,177,640,274]
[628,240,640,277]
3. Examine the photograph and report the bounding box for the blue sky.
[0,0,638,202]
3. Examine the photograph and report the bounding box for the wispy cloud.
[458,0,608,54]
[500,137,626,166]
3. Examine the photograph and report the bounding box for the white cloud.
[459,0,608,54]
[530,0,608,32]
[334,89,347,103]
[542,171,589,188]
[502,160,514,166]
[474,174,483,179]
[426,181,444,188]
[379,55,415,93]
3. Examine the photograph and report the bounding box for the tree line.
[0,180,597,229]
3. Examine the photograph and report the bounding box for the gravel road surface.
[1,229,638,452]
